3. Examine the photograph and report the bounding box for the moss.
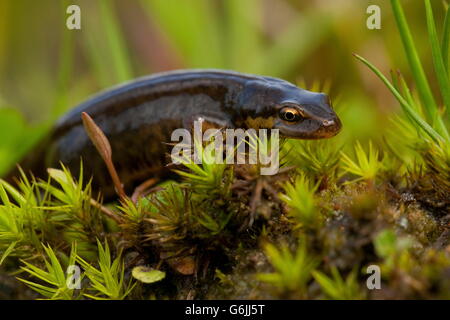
[1,140,450,300]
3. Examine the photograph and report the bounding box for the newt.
[7,69,342,200]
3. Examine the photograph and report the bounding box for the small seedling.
[312,267,365,300]
[279,173,320,228]
[18,243,81,300]
[257,241,318,297]
[340,141,383,183]
[81,112,127,201]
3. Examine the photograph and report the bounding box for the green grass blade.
[257,10,330,77]
[443,2,450,72]
[354,54,444,143]
[84,31,110,88]
[141,0,225,68]
[425,0,450,117]
[99,1,133,82]
[83,1,133,87]
[53,0,74,118]
[224,0,263,72]
[390,0,439,123]
[398,72,422,114]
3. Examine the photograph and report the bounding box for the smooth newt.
[8,69,342,200]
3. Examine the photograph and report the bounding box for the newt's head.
[273,90,342,139]
[238,77,342,139]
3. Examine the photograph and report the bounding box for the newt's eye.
[279,107,302,122]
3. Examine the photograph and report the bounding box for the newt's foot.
[233,165,294,230]
[131,177,160,203]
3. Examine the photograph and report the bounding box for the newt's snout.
[320,113,342,138]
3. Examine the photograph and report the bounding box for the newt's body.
[9,69,342,199]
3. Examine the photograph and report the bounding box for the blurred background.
[0,0,445,175]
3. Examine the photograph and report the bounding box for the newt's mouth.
[277,116,342,140]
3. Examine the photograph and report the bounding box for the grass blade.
[99,1,133,82]
[53,0,74,118]
[397,71,422,113]
[258,10,330,77]
[354,53,443,143]
[141,0,225,68]
[390,0,438,123]
[443,2,450,73]
[425,0,450,117]
[224,0,263,72]
[83,1,133,87]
